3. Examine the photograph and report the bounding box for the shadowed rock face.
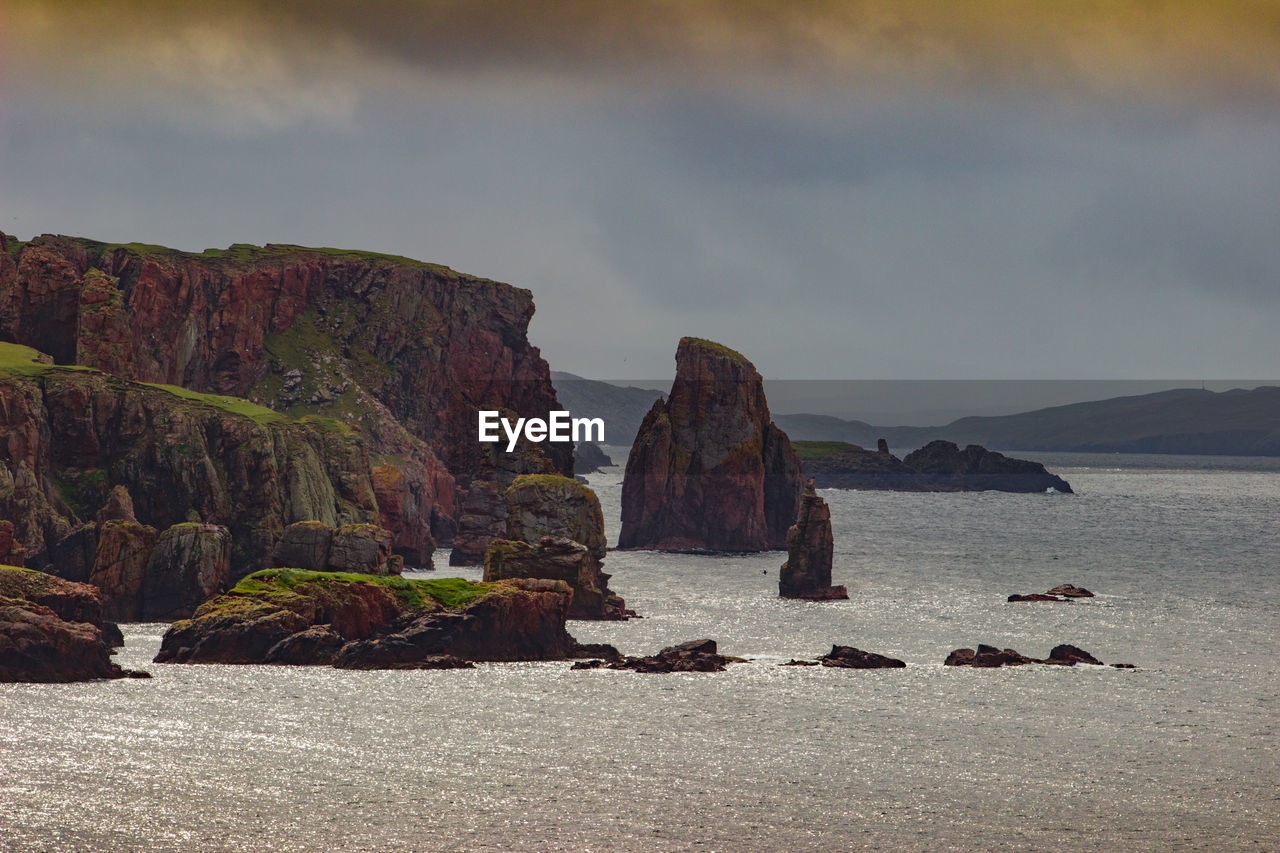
[795,439,1074,493]
[779,481,848,600]
[619,338,802,552]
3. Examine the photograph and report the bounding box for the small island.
[793,439,1073,493]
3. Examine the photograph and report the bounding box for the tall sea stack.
[618,337,802,551]
[779,481,848,600]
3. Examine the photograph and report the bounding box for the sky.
[2,1,1278,383]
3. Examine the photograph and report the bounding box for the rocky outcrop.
[783,645,906,668]
[327,523,395,575]
[619,338,802,551]
[89,519,159,620]
[154,568,576,666]
[1047,583,1094,598]
[0,565,145,682]
[573,442,612,475]
[572,638,742,673]
[0,341,380,582]
[779,481,848,600]
[449,443,560,566]
[480,474,629,618]
[1008,583,1096,603]
[944,643,1114,668]
[140,523,231,621]
[795,439,1074,493]
[484,536,630,620]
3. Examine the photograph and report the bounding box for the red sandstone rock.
[619,338,802,551]
[779,480,848,600]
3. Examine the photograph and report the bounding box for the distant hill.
[778,386,1280,457]
[550,372,664,446]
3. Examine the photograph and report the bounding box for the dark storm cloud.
[3,2,1279,379]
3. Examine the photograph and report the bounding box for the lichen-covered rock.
[484,536,628,620]
[449,442,560,566]
[619,338,802,552]
[141,523,231,621]
[270,520,333,572]
[154,569,576,666]
[779,480,848,601]
[89,519,159,620]
[96,484,135,524]
[0,565,144,682]
[503,474,607,565]
[327,523,394,575]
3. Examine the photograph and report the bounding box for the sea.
[3,450,1278,852]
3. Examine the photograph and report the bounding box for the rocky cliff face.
[0,232,572,563]
[779,481,847,600]
[619,338,802,551]
[0,342,379,595]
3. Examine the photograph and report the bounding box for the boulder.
[503,474,607,564]
[270,521,333,571]
[779,480,848,600]
[619,337,802,551]
[327,523,394,575]
[89,519,159,620]
[484,536,629,620]
[141,523,231,621]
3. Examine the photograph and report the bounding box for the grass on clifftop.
[139,381,288,425]
[791,440,868,460]
[510,473,581,490]
[232,569,499,609]
[0,342,95,378]
[680,337,749,364]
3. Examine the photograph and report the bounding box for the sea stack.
[779,480,848,600]
[618,337,802,551]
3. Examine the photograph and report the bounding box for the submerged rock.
[779,480,848,601]
[817,645,906,668]
[154,569,577,667]
[619,337,802,552]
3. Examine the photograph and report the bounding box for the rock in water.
[944,642,1110,668]
[618,337,802,551]
[483,475,630,619]
[141,524,231,621]
[901,441,1074,493]
[817,645,905,668]
[779,481,848,600]
[0,565,146,682]
[1047,583,1094,598]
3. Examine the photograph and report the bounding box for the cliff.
[0,232,572,566]
[0,341,380,592]
[619,338,802,551]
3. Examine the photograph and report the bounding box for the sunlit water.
[3,452,1278,851]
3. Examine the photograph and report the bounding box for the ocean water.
[3,453,1278,851]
